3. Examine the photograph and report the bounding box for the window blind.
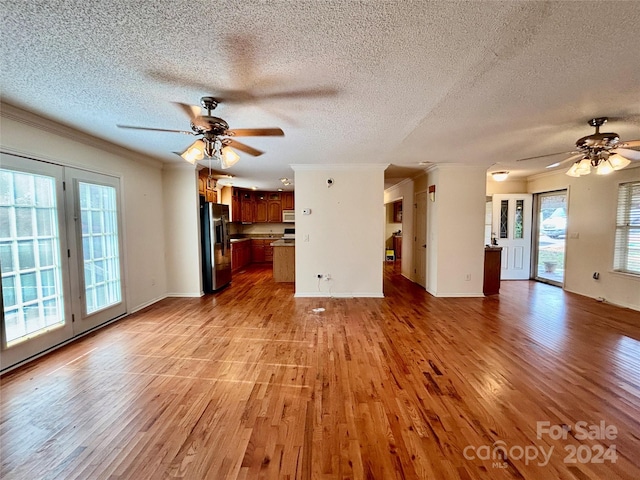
[614,181,640,275]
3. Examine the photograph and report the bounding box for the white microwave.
[282,210,295,223]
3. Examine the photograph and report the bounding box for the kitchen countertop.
[270,239,295,247]
[230,236,284,243]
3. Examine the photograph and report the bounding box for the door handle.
[422,244,426,248]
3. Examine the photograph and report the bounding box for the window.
[614,181,640,275]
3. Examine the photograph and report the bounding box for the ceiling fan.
[117,96,284,168]
[516,117,640,177]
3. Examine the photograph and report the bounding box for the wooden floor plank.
[1,263,640,479]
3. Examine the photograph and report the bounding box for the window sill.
[610,270,640,281]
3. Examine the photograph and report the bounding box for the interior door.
[65,168,126,334]
[414,191,427,287]
[1,155,74,370]
[492,194,533,280]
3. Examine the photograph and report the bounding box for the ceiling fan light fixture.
[180,140,205,164]
[566,162,581,177]
[596,159,614,175]
[608,153,631,171]
[491,171,509,182]
[575,158,592,176]
[219,146,240,169]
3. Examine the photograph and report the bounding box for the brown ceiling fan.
[117,96,284,168]
[516,117,640,177]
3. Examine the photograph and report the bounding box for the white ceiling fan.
[516,117,640,177]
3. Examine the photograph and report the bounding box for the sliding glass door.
[1,154,126,371]
[533,190,567,286]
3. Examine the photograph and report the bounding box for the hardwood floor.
[2,263,640,479]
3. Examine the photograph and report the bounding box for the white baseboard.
[294,292,384,298]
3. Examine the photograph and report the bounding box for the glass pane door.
[66,169,126,334]
[534,191,567,285]
[79,182,122,314]
[1,155,73,371]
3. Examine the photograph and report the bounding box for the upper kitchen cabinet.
[198,170,217,203]
[221,187,242,222]
[220,187,294,224]
[254,192,268,223]
[267,193,282,223]
[393,201,402,223]
[282,192,294,210]
[241,191,254,223]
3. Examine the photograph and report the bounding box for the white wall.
[292,164,386,297]
[426,165,486,297]
[487,177,528,195]
[162,165,202,297]
[528,166,640,310]
[384,178,415,281]
[0,104,199,312]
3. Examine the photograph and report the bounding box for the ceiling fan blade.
[117,125,194,135]
[619,140,640,148]
[173,102,201,120]
[515,150,577,162]
[547,153,584,168]
[612,147,640,161]
[227,128,284,137]
[226,139,264,156]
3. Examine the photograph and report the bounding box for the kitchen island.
[270,239,295,282]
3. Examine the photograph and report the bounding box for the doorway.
[533,190,567,286]
[1,153,126,371]
[492,194,533,280]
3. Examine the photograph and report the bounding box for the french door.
[1,154,125,371]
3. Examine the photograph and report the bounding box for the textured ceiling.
[2,1,639,190]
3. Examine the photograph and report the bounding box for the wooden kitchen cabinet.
[254,192,268,223]
[222,187,293,224]
[393,201,402,223]
[198,171,217,203]
[267,201,282,223]
[231,240,251,271]
[281,192,294,210]
[251,239,273,263]
[241,191,254,223]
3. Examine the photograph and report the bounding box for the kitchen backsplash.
[241,223,292,235]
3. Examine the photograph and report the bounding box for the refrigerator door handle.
[221,216,228,256]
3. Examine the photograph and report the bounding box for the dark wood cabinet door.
[282,192,294,210]
[251,239,265,263]
[268,201,282,223]
[254,193,268,223]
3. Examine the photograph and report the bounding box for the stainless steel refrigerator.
[201,201,232,292]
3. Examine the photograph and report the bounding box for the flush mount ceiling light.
[515,117,640,177]
[491,171,509,182]
[118,96,284,169]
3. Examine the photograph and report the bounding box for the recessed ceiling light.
[280,177,289,183]
[277,188,283,191]
[251,186,258,190]
[546,162,560,168]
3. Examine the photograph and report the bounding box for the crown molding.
[1,101,164,169]
[291,163,389,172]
